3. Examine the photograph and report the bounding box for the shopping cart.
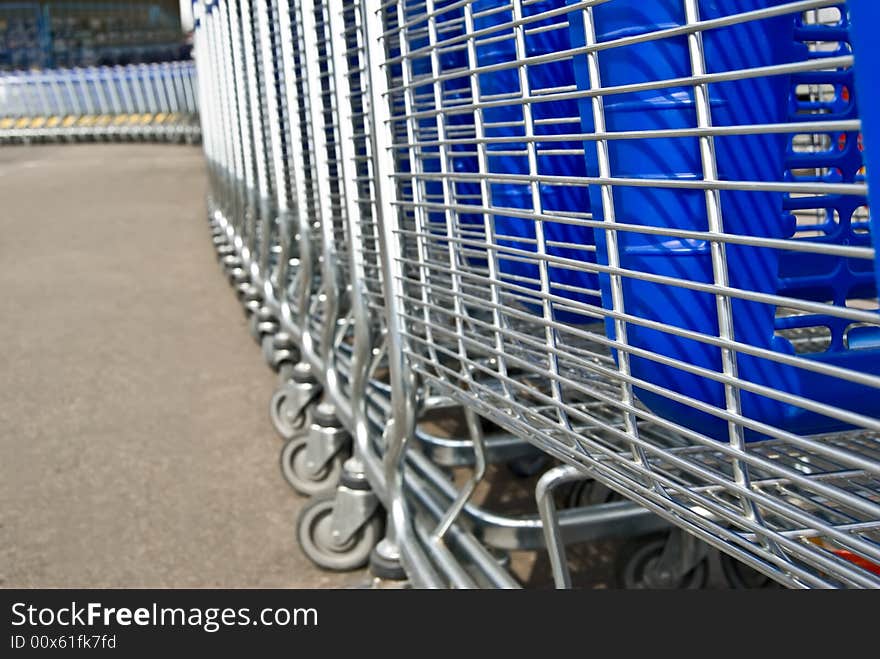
[0,61,200,143]
[198,0,593,585]
[195,0,880,588]
[382,0,879,587]
[198,0,355,501]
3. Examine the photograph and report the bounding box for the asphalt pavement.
[0,144,365,588]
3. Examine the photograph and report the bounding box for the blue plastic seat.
[849,0,880,296]
[566,0,878,439]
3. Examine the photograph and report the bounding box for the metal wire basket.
[373,0,880,587]
[194,0,880,588]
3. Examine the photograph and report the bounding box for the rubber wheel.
[564,479,621,508]
[248,312,262,341]
[297,493,382,571]
[616,534,709,589]
[269,389,309,440]
[719,552,780,589]
[506,452,550,478]
[261,334,278,369]
[281,436,346,497]
[369,546,407,581]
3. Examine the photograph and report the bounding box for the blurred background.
[0,1,192,70]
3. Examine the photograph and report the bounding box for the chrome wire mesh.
[332,0,388,320]
[377,0,880,587]
[199,0,369,402]
[325,0,391,426]
[194,0,880,588]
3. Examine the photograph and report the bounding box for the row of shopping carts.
[0,1,187,70]
[0,61,200,143]
[196,0,880,588]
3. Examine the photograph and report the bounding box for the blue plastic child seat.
[776,8,876,358]
[849,0,880,297]
[474,0,599,324]
[780,9,869,305]
[568,0,879,440]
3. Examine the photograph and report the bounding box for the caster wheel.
[243,299,262,318]
[297,493,382,571]
[616,534,709,589]
[369,545,407,581]
[281,436,346,497]
[270,388,310,439]
[261,334,278,368]
[228,270,247,288]
[506,452,550,478]
[719,552,780,589]
[248,313,262,341]
[565,479,621,508]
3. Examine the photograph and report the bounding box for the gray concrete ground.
[0,144,364,588]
